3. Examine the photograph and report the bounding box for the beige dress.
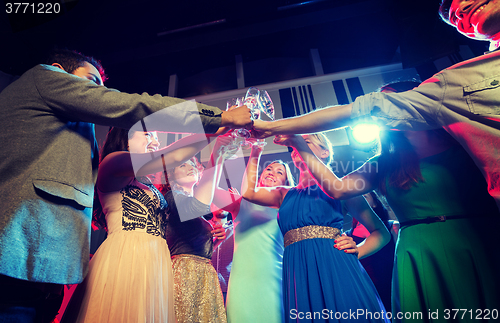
[62,179,175,322]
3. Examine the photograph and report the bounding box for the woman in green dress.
[226,156,294,323]
[278,82,500,322]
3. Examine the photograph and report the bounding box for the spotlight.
[345,123,381,158]
[351,123,380,144]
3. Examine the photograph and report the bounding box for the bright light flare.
[351,123,380,144]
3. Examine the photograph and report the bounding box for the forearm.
[295,141,375,199]
[292,140,346,198]
[136,135,212,177]
[269,104,352,135]
[212,188,241,214]
[346,195,390,259]
[194,154,224,205]
[241,147,262,199]
[37,65,223,133]
[356,229,390,259]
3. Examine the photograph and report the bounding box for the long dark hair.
[377,130,423,194]
[376,81,422,194]
[92,127,130,231]
[378,128,457,193]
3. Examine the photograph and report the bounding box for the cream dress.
[62,179,175,322]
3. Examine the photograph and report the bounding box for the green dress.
[386,145,500,322]
[226,199,284,323]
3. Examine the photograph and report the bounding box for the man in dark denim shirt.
[253,0,500,211]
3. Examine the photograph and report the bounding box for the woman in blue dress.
[243,133,391,322]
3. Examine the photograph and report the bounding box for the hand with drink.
[219,87,275,159]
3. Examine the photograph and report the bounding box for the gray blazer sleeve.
[34,65,222,133]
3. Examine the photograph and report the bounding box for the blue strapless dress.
[278,185,388,322]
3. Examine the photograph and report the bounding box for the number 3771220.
[6,2,61,14]
[443,309,498,320]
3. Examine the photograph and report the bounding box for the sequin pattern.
[172,254,227,323]
[283,225,341,248]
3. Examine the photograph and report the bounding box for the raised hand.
[221,106,253,130]
[211,223,227,241]
[228,187,241,197]
[250,119,274,139]
[272,134,301,147]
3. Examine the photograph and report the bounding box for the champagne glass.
[236,87,260,139]
[252,138,267,147]
[226,97,244,111]
[218,139,240,159]
[244,87,261,119]
[219,97,245,160]
[245,90,273,148]
[258,90,275,121]
[220,87,274,153]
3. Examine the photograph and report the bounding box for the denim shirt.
[351,50,500,210]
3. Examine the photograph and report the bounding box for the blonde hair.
[303,133,334,167]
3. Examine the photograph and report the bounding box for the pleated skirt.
[62,231,175,323]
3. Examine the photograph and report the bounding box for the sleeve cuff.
[196,103,222,134]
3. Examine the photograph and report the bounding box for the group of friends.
[1,0,499,322]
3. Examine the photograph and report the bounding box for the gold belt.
[283,225,341,248]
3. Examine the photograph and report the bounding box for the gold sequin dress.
[165,190,227,323]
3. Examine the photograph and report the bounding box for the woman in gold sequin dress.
[162,137,231,323]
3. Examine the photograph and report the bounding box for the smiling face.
[448,0,500,42]
[171,160,200,188]
[128,131,159,153]
[258,162,288,187]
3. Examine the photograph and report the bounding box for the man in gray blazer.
[0,49,251,322]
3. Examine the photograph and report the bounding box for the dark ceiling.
[0,0,489,98]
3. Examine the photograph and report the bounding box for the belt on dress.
[399,214,491,229]
[283,225,341,248]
